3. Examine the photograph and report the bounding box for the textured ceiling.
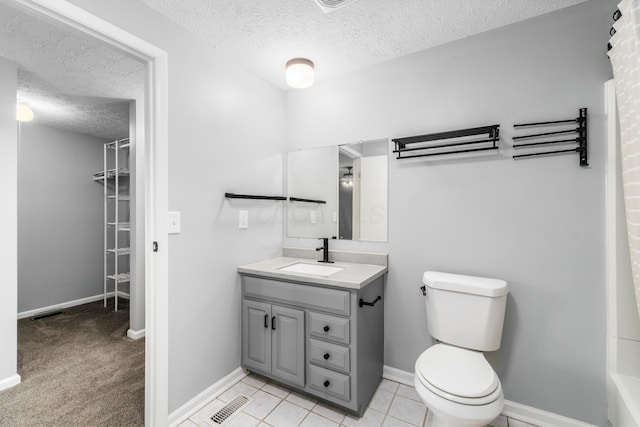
[141,0,588,89]
[0,0,588,138]
[0,2,144,140]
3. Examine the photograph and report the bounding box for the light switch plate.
[310,211,317,224]
[239,210,248,229]
[168,211,181,234]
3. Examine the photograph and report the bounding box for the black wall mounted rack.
[224,192,286,201]
[512,108,588,167]
[224,193,325,204]
[289,196,326,204]
[392,124,500,160]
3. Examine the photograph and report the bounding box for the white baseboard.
[17,292,130,320]
[168,367,247,427]
[383,364,414,386]
[0,374,21,392]
[127,328,145,340]
[502,401,596,427]
[382,365,595,427]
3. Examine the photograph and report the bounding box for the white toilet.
[415,271,508,427]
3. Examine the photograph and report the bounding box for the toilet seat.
[415,344,501,406]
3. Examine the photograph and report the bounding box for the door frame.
[8,0,169,425]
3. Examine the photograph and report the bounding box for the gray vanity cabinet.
[240,273,384,416]
[242,300,305,387]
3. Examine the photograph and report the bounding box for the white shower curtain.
[609,0,640,321]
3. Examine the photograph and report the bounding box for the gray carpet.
[0,300,145,426]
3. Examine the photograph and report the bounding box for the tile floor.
[179,374,538,427]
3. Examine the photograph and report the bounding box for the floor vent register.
[211,395,251,425]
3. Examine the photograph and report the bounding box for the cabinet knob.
[323,325,330,332]
[323,380,330,388]
[323,353,330,360]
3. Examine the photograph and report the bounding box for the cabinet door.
[271,305,305,387]
[242,300,271,374]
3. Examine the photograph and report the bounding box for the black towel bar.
[512,108,588,167]
[392,124,500,160]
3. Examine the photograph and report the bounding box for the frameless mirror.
[286,139,388,242]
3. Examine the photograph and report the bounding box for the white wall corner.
[127,329,145,340]
[0,374,21,392]
[168,367,247,427]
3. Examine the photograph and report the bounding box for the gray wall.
[285,1,614,424]
[0,56,18,386]
[67,0,286,412]
[17,123,106,313]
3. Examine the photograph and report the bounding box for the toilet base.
[415,376,504,427]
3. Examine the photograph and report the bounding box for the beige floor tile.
[299,411,340,427]
[223,411,261,427]
[342,408,385,427]
[286,391,318,410]
[263,382,292,399]
[488,414,509,427]
[242,373,269,389]
[243,389,282,420]
[508,418,539,427]
[395,384,421,402]
[377,379,400,394]
[368,389,395,413]
[264,401,310,427]
[387,395,426,426]
[381,416,416,427]
[218,381,259,403]
[311,401,346,424]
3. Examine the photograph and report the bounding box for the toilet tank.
[422,271,508,352]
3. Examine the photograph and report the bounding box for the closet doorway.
[0,0,168,425]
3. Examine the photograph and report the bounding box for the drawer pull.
[323,325,330,332]
[323,353,330,360]
[323,380,330,388]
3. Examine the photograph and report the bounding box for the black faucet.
[316,238,333,263]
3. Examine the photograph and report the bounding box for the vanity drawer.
[243,276,350,316]
[309,364,350,401]
[309,338,350,373]
[308,312,350,344]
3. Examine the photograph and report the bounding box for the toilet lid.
[416,344,499,399]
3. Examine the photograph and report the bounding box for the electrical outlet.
[168,211,181,234]
[239,211,248,229]
[310,211,316,224]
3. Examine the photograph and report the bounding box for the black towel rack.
[289,196,326,204]
[224,193,325,204]
[512,108,588,167]
[224,192,286,201]
[392,125,500,160]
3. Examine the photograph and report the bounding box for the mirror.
[286,139,388,242]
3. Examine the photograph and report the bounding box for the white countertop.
[238,256,388,290]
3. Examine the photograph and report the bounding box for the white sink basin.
[278,262,344,277]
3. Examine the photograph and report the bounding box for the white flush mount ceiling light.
[286,58,315,89]
[313,0,358,14]
[16,103,34,122]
